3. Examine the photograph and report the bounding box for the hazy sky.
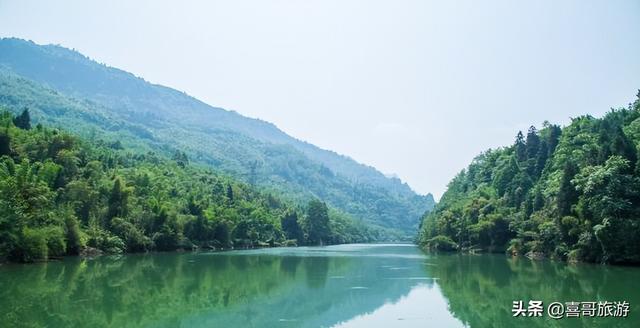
[1,0,639,198]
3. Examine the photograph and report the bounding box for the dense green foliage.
[0,38,434,235]
[420,93,640,264]
[0,110,383,262]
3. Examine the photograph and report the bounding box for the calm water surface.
[0,244,638,327]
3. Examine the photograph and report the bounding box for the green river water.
[0,244,637,327]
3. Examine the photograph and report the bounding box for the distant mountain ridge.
[0,37,434,234]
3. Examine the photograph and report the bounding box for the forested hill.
[0,38,434,235]
[0,109,383,262]
[419,92,640,264]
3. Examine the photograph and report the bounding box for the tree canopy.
[419,93,640,264]
[0,110,386,262]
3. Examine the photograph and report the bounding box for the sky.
[1,0,639,199]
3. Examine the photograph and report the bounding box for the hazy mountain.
[0,38,434,234]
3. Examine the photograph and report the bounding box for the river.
[0,244,638,327]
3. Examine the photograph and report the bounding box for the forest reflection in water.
[0,244,638,327]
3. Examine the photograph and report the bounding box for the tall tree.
[305,199,330,245]
[226,184,234,203]
[534,141,548,178]
[107,177,129,223]
[524,126,540,176]
[13,108,31,130]
[515,131,526,162]
[492,157,518,197]
[557,161,578,217]
[0,132,10,156]
[281,211,304,243]
[545,124,562,156]
[525,126,540,160]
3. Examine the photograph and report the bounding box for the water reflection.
[0,245,637,327]
[0,245,436,327]
[428,254,640,328]
[333,285,463,328]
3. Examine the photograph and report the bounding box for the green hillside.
[419,93,640,264]
[0,109,383,262]
[0,38,434,235]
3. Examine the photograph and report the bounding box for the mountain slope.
[0,38,434,234]
[419,93,640,264]
[0,109,386,262]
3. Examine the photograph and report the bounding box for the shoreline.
[1,241,418,265]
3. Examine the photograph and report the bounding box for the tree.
[172,151,189,168]
[525,126,540,160]
[573,156,637,220]
[610,127,636,164]
[281,211,304,243]
[573,156,640,263]
[557,161,578,217]
[153,224,179,251]
[545,124,562,157]
[515,131,526,162]
[13,108,31,130]
[525,126,540,176]
[107,177,129,223]
[212,222,231,248]
[226,184,234,203]
[0,132,10,156]
[492,157,518,197]
[534,141,548,178]
[304,199,330,245]
[0,109,381,262]
[420,96,640,264]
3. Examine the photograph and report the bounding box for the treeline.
[0,109,382,262]
[420,92,640,264]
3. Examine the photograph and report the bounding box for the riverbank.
[2,240,417,264]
